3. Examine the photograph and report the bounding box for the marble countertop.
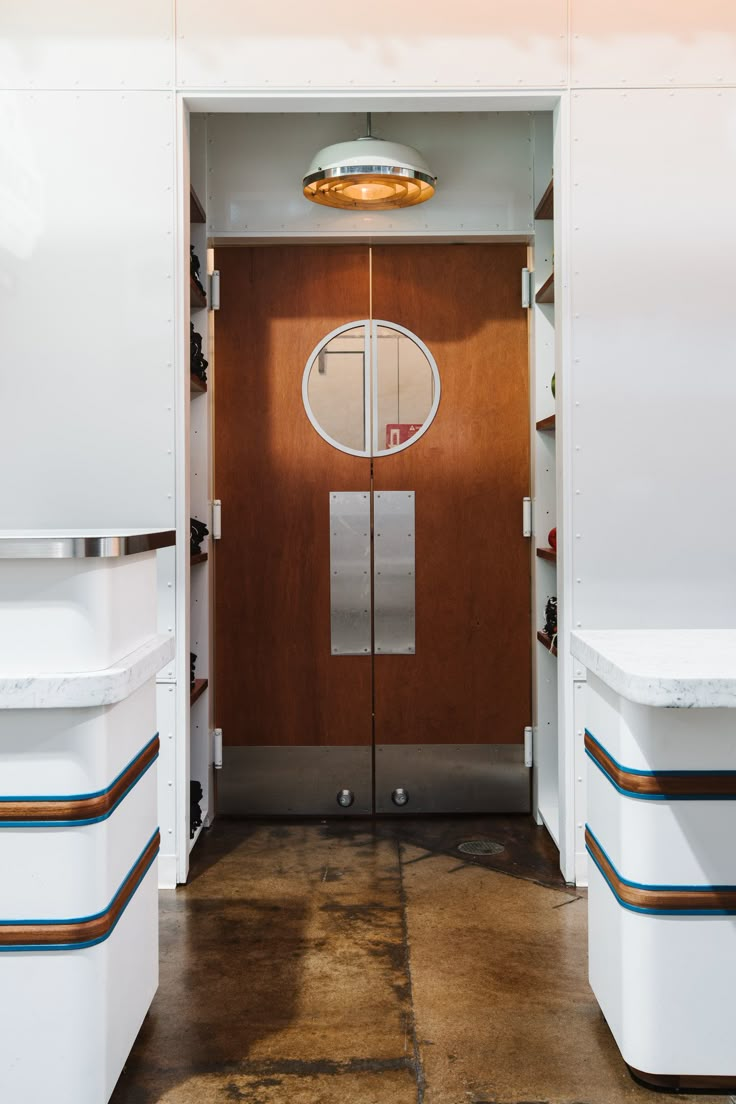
[0,635,175,709]
[570,630,736,708]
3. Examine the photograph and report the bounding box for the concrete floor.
[111,818,728,1104]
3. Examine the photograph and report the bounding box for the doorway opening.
[177,103,571,882]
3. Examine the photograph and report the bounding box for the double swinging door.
[214,244,531,815]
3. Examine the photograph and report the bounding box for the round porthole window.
[302,320,440,458]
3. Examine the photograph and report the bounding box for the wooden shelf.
[190,275,207,310]
[537,630,558,657]
[190,678,208,706]
[536,414,555,432]
[191,551,208,566]
[190,185,206,224]
[190,373,207,395]
[535,272,555,305]
[536,547,557,563]
[534,179,554,221]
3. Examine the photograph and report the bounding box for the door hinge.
[522,497,532,538]
[209,270,221,311]
[524,726,533,768]
[212,499,222,540]
[521,267,532,309]
[213,728,223,769]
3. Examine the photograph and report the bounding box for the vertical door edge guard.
[373,490,416,656]
[329,491,372,656]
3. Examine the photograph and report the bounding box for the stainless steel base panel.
[218,746,373,816]
[375,744,530,814]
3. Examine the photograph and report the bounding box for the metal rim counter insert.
[0,531,176,559]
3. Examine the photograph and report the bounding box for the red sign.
[385,423,421,449]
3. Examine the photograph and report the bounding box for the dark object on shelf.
[190,652,197,691]
[190,322,208,384]
[190,517,209,555]
[544,596,558,640]
[190,247,206,297]
[190,779,203,839]
[548,527,557,550]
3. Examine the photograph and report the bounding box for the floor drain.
[457,839,505,856]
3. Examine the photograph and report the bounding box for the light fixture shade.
[303,137,436,211]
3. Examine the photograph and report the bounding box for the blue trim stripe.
[585,824,736,917]
[585,728,736,802]
[0,734,159,827]
[0,828,160,952]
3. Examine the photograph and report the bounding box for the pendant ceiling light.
[303,114,436,211]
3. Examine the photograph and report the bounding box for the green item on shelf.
[551,372,556,399]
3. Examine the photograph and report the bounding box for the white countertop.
[570,630,736,708]
[0,635,175,709]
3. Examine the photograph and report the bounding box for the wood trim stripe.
[629,1064,736,1092]
[0,830,159,950]
[0,735,159,825]
[585,729,736,800]
[585,826,736,914]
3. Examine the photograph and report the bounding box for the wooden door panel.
[371,244,531,746]
[214,245,372,747]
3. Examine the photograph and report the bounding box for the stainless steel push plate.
[329,492,371,655]
[374,491,416,655]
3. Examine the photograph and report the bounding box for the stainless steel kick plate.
[329,491,371,656]
[375,744,530,814]
[218,746,373,815]
[374,491,415,656]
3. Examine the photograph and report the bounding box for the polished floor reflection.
[110,818,727,1104]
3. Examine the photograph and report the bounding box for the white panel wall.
[571,3,736,87]
[0,2,173,90]
[207,112,534,238]
[0,92,177,529]
[569,89,736,629]
[176,0,568,91]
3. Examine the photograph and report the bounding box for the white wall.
[175,0,568,91]
[568,88,736,629]
[0,91,177,529]
[206,112,534,239]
